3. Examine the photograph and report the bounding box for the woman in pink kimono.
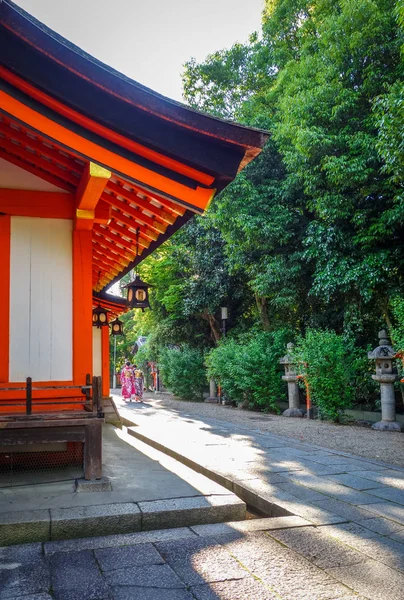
[121,361,135,402]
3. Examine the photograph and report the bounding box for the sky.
[14,0,264,102]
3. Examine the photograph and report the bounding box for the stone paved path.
[3,394,404,599]
[111,391,404,600]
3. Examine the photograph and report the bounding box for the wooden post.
[26,376,32,415]
[84,421,102,480]
[97,375,103,416]
[92,375,98,414]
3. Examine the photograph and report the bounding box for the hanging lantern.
[110,317,124,336]
[124,274,151,311]
[92,304,109,328]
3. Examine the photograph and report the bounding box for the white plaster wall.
[92,327,102,377]
[9,217,73,382]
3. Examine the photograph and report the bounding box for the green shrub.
[159,345,207,401]
[293,329,354,421]
[206,329,290,411]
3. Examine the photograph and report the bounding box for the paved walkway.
[3,393,404,599]
[112,391,404,600]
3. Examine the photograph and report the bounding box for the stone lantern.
[280,343,303,417]
[368,330,402,431]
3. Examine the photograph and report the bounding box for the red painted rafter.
[0,135,80,187]
[101,192,166,234]
[99,221,150,249]
[106,181,176,225]
[0,146,74,192]
[0,117,84,175]
[115,176,186,216]
[93,224,145,253]
[110,210,158,243]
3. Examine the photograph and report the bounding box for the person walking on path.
[121,361,135,402]
[133,364,144,402]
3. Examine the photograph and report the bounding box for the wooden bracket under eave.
[75,162,111,230]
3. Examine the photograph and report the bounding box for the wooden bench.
[0,376,104,480]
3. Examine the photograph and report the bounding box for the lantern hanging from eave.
[110,317,124,336]
[124,274,152,311]
[92,304,109,328]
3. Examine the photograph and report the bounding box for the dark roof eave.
[1,1,269,155]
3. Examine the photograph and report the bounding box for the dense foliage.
[158,346,207,401]
[113,0,404,415]
[293,330,355,421]
[206,329,290,410]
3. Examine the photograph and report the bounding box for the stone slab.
[75,477,112,492]
[366,486,404,505]
[94,543,164,571]
[327,474,387,491]
[50,502,141,540]
[0,555,50,600]
[139,495,245,531]
[219,532,358,600]
[155,536,249,586]
[44,527,196,555]
[356,517,404,536]
[50,549,110,600]
[190,577,280,600]
[328,559,404,600]
[357,501,404,525]
[268,525,367,569]
[191,515,312,537]
[111,587,194,600]
[105,564,185,588]
[0,509,50,546]
[312,498,377,523]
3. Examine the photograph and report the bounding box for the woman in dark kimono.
[133,364,144,402]
[121,361,135,402]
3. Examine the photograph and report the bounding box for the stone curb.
[42,515,313,555]
[0,494,245,546]
[127,427,296,518]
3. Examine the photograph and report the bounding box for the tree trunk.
[255,294,270,330]
[201,310,222,344]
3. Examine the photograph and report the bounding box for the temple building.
[0,0,268,479]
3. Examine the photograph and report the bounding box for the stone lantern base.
[282,407,304,418]
[372,420,402,432]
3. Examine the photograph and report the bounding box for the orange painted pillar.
[0,215,10,383]
[72,229,93,384]
[101,325,110,397]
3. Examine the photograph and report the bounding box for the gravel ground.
[149,393,404,468]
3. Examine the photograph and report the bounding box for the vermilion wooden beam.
[75,162,111,230]
[0,189,74,219]
[73,229,92,385]
[0,91,216,212]
[106,181,176,225]
[0,147,74,192]
[102,192,166,234]
[94,200,111,225]
[0,215,10,383]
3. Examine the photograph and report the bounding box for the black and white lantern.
[92,304,109,328]
[124,274,151,311]
[110,317,124,336]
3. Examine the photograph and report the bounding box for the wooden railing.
[0,374,103,417]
